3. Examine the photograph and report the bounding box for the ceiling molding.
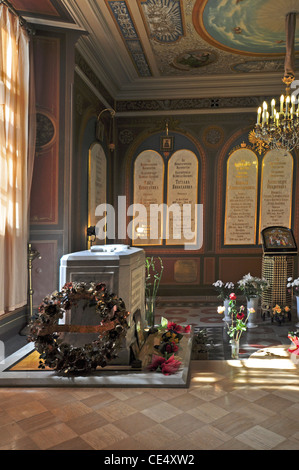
[114,73,287,100]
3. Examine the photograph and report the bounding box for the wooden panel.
[30,147,58,224]
[159,257,200,285]
[204,257,215,285]
[30,36,60,225]
[31,241,57,308]
[219,257,262,283]
[34,37,60,116]
[174,260,198,283]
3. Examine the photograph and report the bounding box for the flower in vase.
[272,304,291,324]
[237,273,269,300]
[217,306,225,314]
[218,294,250,341]
[287,278,299,296]
[236,310,245,320]
[212,280,235,300]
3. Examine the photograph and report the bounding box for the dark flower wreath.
[28,282,130,374]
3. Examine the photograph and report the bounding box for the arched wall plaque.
[132,149,164,246]
[259,149,293,241]
[224,148,258,245]
[166,149,198,246]
[88,142,107,241]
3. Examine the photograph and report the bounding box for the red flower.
[167,322,183,333]
[165,342,179,353]
[148,355,166,371]
[161,355,182,375]
[147,354,181,375]
[184,325,191,333]
[236,312,245,320]
[229,293,236,300]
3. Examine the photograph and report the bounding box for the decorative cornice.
[116,95,277,114]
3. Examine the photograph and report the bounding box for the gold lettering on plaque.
[88,142,107,244]
[259,149,293,242]
[166,150,198,245]
[133,150,164,245]
[224,148,258,245]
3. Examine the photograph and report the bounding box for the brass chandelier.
[254,12,299,152]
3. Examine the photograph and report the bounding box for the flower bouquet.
[147,320,191,375]
[271,304,291,325]
[217,293,254,358]
[237,273,269,300]
[288,331,299,363]
[212,280,235,300]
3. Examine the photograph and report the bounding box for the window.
[0,5,30,314]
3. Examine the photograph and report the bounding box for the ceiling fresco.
[104,0,299,78]
[197,0,299,55]
[11,0,299,99]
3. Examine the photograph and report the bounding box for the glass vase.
[230,339,239,359]
[145,297,155,328]
[223,298,231,322]
[247,296,259,328]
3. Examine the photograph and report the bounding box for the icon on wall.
[261,226,297,254]
[160,136,174,153]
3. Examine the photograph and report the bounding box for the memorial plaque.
[88,142,107,241]
[133,150,164,245]
[259,149,293,241]
[224,148,258,245]
[166,150,198,245]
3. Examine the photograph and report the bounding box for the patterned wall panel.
[30,36,60,225]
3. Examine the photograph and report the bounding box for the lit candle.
[280,94,284,113]
[271,99,275,118]
[262,101,267,124]
[286,95,290,116]
[291,94,296,113]
[266,111,269,124]
[257,106,261,125]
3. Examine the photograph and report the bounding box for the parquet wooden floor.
[1,358,299,450]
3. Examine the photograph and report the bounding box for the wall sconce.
[97,107,115,152]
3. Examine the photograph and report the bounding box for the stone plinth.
[59,245,145,364]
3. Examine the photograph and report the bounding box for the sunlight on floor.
[228,346,298,370]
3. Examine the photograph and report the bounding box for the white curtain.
[0,5,30,315]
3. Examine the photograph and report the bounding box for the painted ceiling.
[11,0,299,100]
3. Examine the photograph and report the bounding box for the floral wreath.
[28,282,130,374]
